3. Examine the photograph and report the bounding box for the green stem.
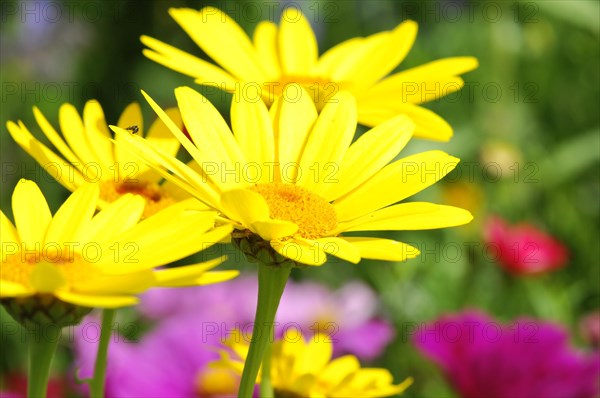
[260,341,273,397]
[89,309,116,398]
[28,327,60,398]
[238,262,291,398]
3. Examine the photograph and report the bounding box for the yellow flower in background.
[0,179,235,327]
[211,329,413,397]
[114,85,472,267]
[6,101,189,218]
[141,6,478,141]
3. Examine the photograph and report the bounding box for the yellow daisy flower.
[0,179,235,328]
[113,85,472,267]
[141,6,478,141]
[212,329,413,398]
[6,100,188,218]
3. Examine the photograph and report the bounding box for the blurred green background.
[1,0,599,396]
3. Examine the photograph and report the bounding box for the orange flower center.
[1,251,100,290]
[250,183,337,240]
[99,180,175,218]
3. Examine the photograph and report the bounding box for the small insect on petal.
[125,125,139,134]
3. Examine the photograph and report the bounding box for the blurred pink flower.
[580,311,600,349]
[484,215,568,275]
[139,275,394,360]
[413,311,600,398]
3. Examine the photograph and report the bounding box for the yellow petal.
[32,106,81,165]
[170,7,267,81]
[321,355,361,386]
[45,184,99,244]
[160,176,195,201]
[114,102,144,166]
[253,21,280,79]
[297,91,357,191]
[271,239,327,266]
[7,121,84,191]
[145,107,183,158]
[112,125,221,208]
[74,270,155,295]
[230,97,275,184]
[29,263,67,293]
[11,179,52,247]
[270,85,318,182]
[175,86,246,190]
[357,101,453,141]
[251,219,298,241]
[332,20,418,87]
[278,8,318,75]
[59,103,103,178]
[55,290,138,308]
[154,257,235,287]
[362,75,465,105]
[302,237,361,264]
[341,237,420,262]
[381,56,479,83]
[141,35,239,84]
[336,371,412,396]
[337,202,473,232]
[333,151,459,221]
[107,214,231,272]
[134,107,184,184]
[79,194,145,243]
[140,90,206,165]
[321,115,414,201]
[0,280,32,297]
[0,211,19,246]
[83,100,114,164]
[375,20,419,80]
[313,37,363,78]
[220,189,269,228]
[190,270,239,286]
[117,102,144,133]
[296,334,332,375]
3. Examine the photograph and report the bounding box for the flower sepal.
[232,232,296,269]
[1,294,92,330]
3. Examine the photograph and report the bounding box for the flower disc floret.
[250,183,337,240]
[100,180,175,218]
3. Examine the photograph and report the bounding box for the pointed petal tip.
[399,19,419,32]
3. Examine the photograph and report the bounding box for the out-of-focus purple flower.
[275,280,394,359]
[73,314,235,397]
[139,275,257,323]
[413,311,600,398]
[484,215,569,275]
[139,275,394,360]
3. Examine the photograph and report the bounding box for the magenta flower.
[0,392,21,398]
[139,275,394,359]
[413,311,600,398]
[484,215,569,275]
